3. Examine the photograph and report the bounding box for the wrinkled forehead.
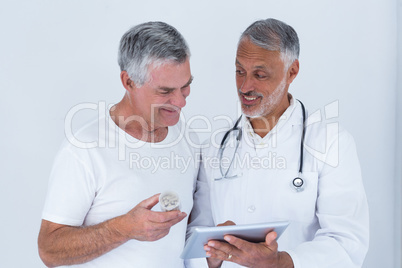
[146,59,192,88]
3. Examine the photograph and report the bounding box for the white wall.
[0,0,399,267]
[396,0,402,267]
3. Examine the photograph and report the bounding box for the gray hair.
[239,18,299,68]
[118,21,190,87]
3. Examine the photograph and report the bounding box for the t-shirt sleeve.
[42,144,96,226]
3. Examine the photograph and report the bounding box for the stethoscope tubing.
[216,100,307,191]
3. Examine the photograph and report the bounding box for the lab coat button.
[247,205,256,213]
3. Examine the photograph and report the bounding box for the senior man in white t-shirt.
[38,21,199,267]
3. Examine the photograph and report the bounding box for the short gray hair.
[240,18,299,68]
[118,21,190,86]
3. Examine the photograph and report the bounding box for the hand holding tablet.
[181,221,289,259]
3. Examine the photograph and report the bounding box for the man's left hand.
[205,231,293,268]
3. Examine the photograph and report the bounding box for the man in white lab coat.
[188,18,369,268]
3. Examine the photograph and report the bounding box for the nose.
[237,75,254,93]
[170,88,189,108]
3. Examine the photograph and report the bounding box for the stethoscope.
[215,100,307,192]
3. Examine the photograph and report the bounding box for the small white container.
[159,191,181,212]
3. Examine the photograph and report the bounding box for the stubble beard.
[241,77,287,119]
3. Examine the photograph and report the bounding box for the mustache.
[238,89,263,98]
[152,104,181,112]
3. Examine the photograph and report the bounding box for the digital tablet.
[180,221,289,259]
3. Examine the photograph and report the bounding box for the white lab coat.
[186,99,369,268]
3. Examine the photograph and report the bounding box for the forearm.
[38,216,128,267]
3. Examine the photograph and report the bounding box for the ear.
[120,71,136,91]
[286,59,299,84]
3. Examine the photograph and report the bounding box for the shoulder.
[304,109,357,168]
[305,110,354,146]
[57,116,108,162]
[64,116,107,149]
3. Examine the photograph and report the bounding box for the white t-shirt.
[42,113,200,268]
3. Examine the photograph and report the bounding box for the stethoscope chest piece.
[292,177,304,192]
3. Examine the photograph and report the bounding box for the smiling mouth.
[244,96,257,101]
[160,106,180,115]
[240,93,261,105]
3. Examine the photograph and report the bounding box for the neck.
[110,97,168,143]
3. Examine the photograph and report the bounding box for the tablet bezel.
[180,221,289,259]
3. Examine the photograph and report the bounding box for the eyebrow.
[182,75,194,88]
[158,75,194,92]
[235,59,242,67]
[254,65,267,70]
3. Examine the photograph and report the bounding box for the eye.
[181,86,190,97]
[160,90,170,95]
[236,69,245,76]
[254,72,267,79]
[181,86,190,94]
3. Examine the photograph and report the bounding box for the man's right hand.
[117,193,187,241]
[205,220,236,268]
[38,193,186,267]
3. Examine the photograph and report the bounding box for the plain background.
[0,0,400,267]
